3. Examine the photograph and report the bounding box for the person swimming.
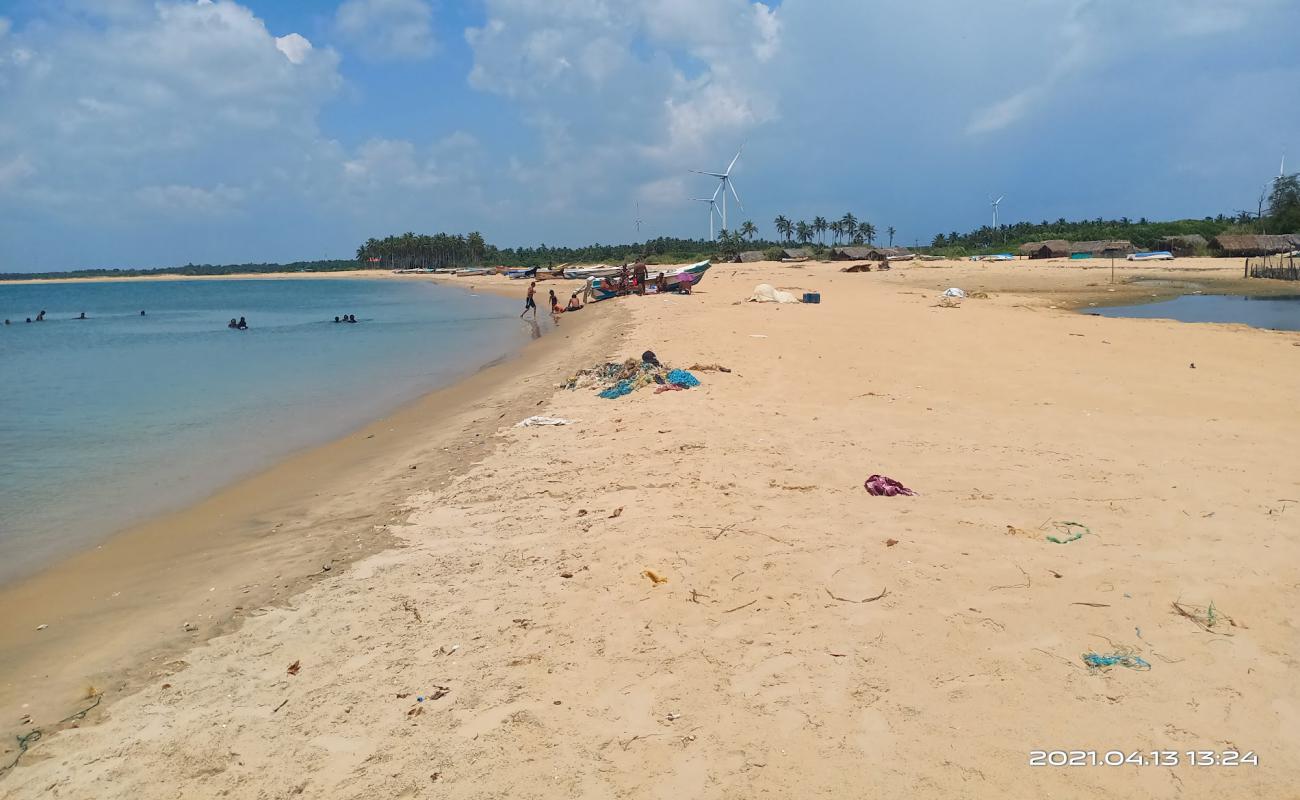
[334,316,341,323]
[77,312,86,319]
[237,316,248,330]
[228,318,239,329]
[35,310,45,322]
[347,314,357,323]
[3,319,9,325]
[140,310,146,316]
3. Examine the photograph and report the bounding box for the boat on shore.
[505,267,539,279]
[1126,251,1174,261]
[563,264,621,280]
[586,260,711,302]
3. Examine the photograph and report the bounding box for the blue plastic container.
[803,292,821,304]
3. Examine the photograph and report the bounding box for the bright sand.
[2,259,1298,798]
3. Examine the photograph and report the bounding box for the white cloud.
[335,0,435,62]
[136,183,245,214]
[465,0,780,216]
[275,33,313,65]
[0,2,339,225]
[0,18,11,39]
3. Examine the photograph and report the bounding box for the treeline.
[929,216,1245,254]
[933,174,1300,254]
[357,231,743,268]
[1,260,360,281]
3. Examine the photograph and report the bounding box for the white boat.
[563,264,621,279]
[1126,251,1174,261]
[455,268,489,276]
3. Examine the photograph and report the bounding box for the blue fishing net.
[1082,650,1151,671]
[599,380,634,399]
[666,369,699,388]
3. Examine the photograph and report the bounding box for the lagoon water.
[0,278,529,583]
[1092,294,1300,332]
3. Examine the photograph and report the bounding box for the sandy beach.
[3,258,1299,798]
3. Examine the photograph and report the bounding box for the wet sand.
[0,279,607,741]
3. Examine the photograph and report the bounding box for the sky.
[0,0,1297,271]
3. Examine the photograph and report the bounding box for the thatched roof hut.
[1156,234,1207,256]
[1018,240,1070,259]
[1210,234,1297,256]
[1070,240,1136,257]
[735,250,767,263]
[782,248,812,260]
[830,246,874,261]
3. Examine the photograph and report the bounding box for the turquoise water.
[0,278,532,583]
[1092,294,1300,331]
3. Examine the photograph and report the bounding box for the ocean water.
[1091,294,1300,331]
[0,278,533,583]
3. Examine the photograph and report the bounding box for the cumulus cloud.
[335,0,436,62]
[466,0,780,217]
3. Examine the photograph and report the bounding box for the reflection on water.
[1092,294,1300,332]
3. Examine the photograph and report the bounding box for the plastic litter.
[1046,521,1089,544]
[942,287,967,298]
[749,283,800,303]
[1082,647,1151,672]
[864,475,916,497]
[516,416,575,427]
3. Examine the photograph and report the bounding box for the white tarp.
[516,416,575,427]
[750,283,800,303]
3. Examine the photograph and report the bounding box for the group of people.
[333,315,359,324]
[594,261,692,298]
[520,282,584,321]
[227,317,249,330]
[5,309,106,324]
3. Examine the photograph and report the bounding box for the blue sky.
[0,0,1297,270]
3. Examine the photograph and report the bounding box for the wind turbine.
[989,194,1004,229]
[634,202,643,234]
[691,184,722,241]
[691,145,745,233]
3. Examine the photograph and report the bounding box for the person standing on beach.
[633,261,648,295]
[520,281,538,319]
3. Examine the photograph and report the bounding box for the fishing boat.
[1126,251,1174,261]
[455,268,489,276]
[563,264,621,280]
[586,260,711,302]
[505,266,539,279]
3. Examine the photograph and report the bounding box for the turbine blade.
[724,145,744,176]
[712,182,723,201]
[692,169,727,178]
[995,195,1005,204]
[729,179,744,211]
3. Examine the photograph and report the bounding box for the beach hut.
[1018,240,1070,259]
[782,248,812,260]
[829,246,873,261]
[735,250,767,263]
[1156,234,1207,257]
[855,246,912,261]
[1210,234,1296,257]
[1070,240,1136,258]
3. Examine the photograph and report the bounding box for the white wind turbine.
[989,194,1004,229]
[635,201,643,234]
[691,184,723,241]
[691,145,745,233]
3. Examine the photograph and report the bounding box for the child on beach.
[520,281,538,319]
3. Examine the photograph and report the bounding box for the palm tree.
[857,221,876,245]
[886,226,896,247]
[795,221,811,244]
[740,220,758,241]
[840,213,857,242]
[813,216,828,245]
[773,215,792,243]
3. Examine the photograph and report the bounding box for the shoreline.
[0,292,621,744]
